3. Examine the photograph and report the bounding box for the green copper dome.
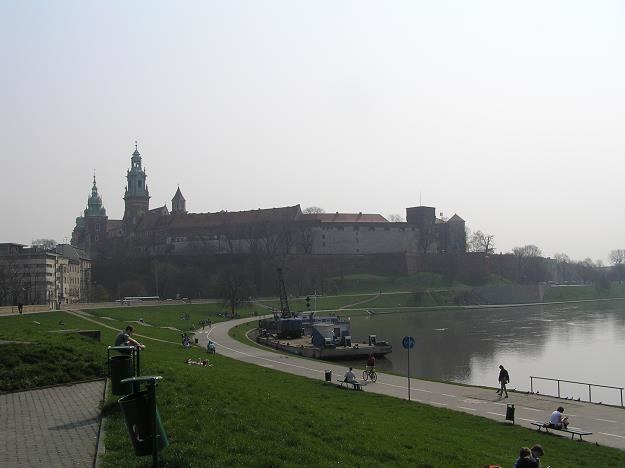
[84,175,107,217]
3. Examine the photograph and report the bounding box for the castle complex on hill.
[71,144,466,259]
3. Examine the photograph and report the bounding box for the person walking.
[497,364,509,398]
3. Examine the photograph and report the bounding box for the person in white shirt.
[549,406,569,429]
[344,367,357,383]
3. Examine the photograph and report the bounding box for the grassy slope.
[3,305,625,467]
[0,312,106,392]
[100,334,625,468]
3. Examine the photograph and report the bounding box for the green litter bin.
[506,404,515,424]
[119,390,169,456]
[110,355,134,395]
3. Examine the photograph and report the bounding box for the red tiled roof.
[135,205,302,232]
[301,212,388,223]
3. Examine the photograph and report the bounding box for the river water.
[349,300,625,405]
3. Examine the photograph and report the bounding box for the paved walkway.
[0,380,104,467]
[198,316,625,451]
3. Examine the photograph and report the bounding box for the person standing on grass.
[497,364,509,398]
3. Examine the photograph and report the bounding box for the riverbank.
[3,306,625,466]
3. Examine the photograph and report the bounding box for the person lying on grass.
[185,358,212,367]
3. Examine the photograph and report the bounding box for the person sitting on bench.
[549,406,569,429]
[344,367,357,384]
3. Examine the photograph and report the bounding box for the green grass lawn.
[100,338,625,468]
[3,306,625,467]
[0,312,108,392]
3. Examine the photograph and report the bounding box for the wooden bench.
[531,421,592,441]
[337,379,363,391]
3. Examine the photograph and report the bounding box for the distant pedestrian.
[497,365,509,398]
[17,302,23,314]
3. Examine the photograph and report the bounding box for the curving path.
[196,315,625,451]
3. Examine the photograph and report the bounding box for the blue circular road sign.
[402,336,415,349]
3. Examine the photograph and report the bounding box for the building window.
[369,226,375,231]
[95,235,99,241]
[95,223,100,232]
[322,242,326,247]
[384,227,390,231]
[138,180,142,188]
[337,226,344,231]
[322,234,325,239]
[354,226,359,231]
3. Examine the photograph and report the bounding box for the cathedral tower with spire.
[123,142,150,233]
[71,173,108,253]
[171,186,186,214]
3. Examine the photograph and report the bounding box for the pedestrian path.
[0,380,104,468]
[197,316,625,451]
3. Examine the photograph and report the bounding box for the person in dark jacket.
[497,364,509,398]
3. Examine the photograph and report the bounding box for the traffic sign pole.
[407,345,411,401]
[401,336,415,402]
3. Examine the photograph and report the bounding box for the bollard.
[505,404,515,424]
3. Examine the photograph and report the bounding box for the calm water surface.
[348,300,625,405]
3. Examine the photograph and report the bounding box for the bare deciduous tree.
[512,245,542,258]
[302,206,325,214]
[609,249,625,265]
[31,239,57,250]
[387,214,404,222]
[219,269,252,318]
[467,230,495,254]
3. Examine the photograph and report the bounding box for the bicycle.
[362,368,377,382]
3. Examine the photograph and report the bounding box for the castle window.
[95,223,100,232]
[138,180,142,188]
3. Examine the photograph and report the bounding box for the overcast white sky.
[1,1,623,262]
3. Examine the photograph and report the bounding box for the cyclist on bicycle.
[366,353,375,373]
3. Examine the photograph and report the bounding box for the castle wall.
[310,224,420,254]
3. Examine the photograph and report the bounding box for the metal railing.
[530,376,624,407]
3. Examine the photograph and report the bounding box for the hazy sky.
[1,1,623,262]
